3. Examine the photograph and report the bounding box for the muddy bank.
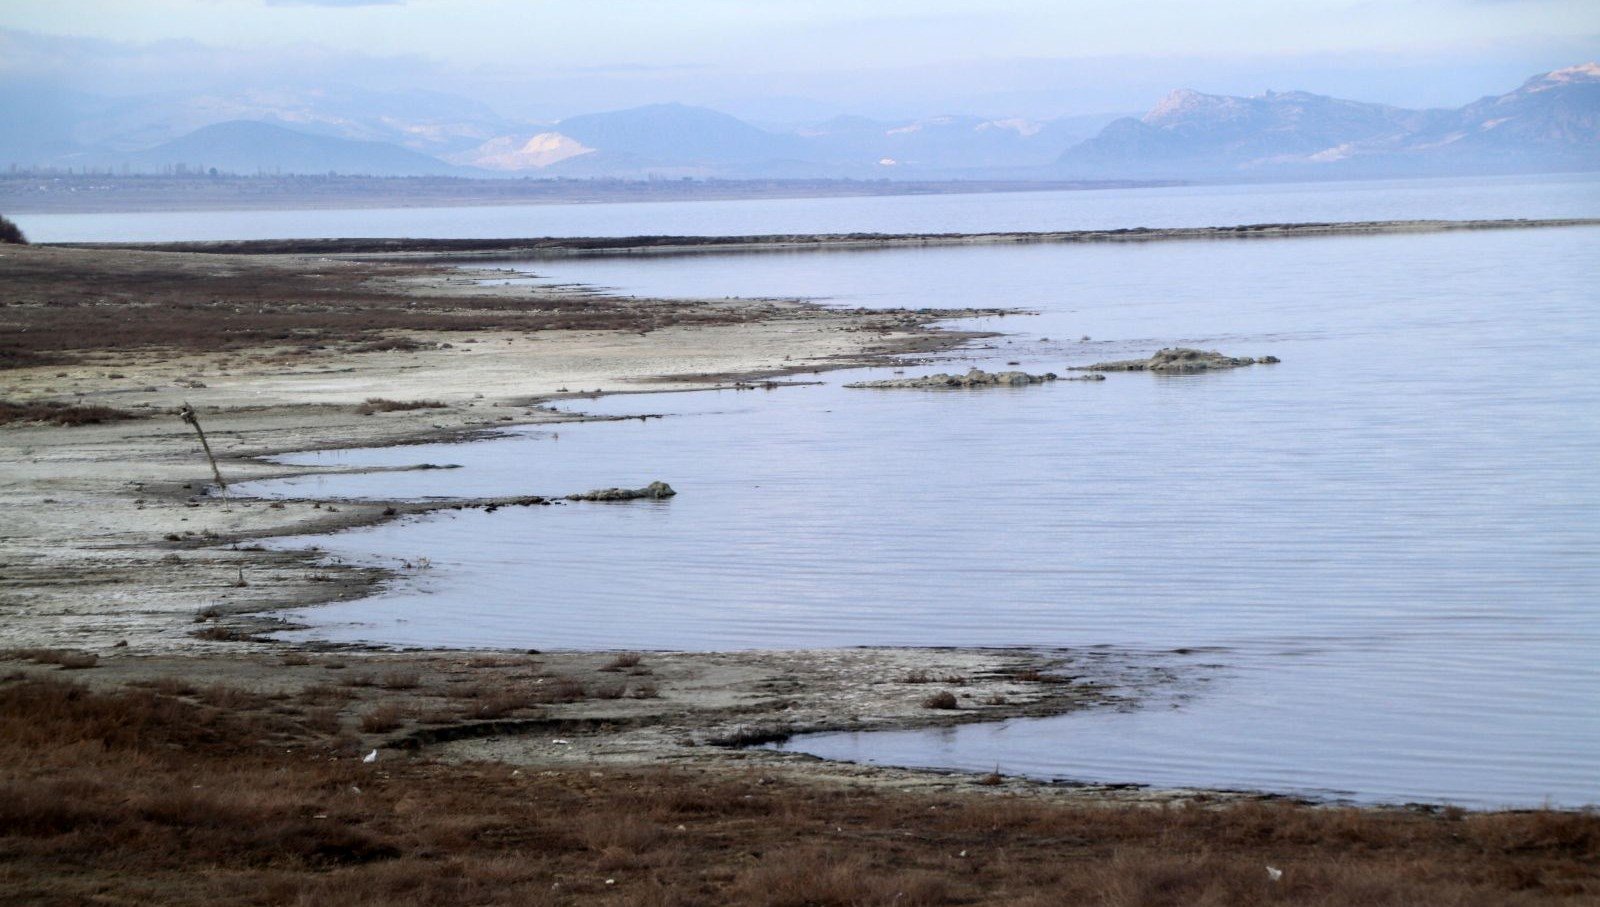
[59,217,1600,260]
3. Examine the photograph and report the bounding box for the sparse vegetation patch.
[356,397,447,414]
[0,671,1594,905]
[0,400,140,426]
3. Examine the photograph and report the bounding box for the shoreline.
[0,243,999,654]
[5,239,1597,904]
[0,175,1184,216]
[3,240,1591,821]
[57,216,1600,260]
[0,240,1222,802]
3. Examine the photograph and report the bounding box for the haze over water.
[194,177,1600,809]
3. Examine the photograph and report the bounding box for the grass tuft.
[0,400,139,426]
[355,398,447,414]
[3,648,99,670]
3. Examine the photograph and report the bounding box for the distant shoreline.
[62,217,1600,260]
[0,174,1179,215]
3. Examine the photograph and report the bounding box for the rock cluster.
[845,368,1104,389]
[1071,347,1280,373]
[566,481,677,502]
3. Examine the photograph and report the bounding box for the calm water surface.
[16,172,1600,243]
[239,212,1600,808]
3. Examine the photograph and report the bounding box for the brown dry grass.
[3,648,100,669]
[356,398,447,415]
[601,652,644,672]
[0,400,140,426]
[359,702,407,733]
[0,246,754,368]
[1,673,1595,906]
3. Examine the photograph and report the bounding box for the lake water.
[15,172,1600,244]
[58,176,1600,809]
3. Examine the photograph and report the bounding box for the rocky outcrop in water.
[1071,348,1280,373]
[845,368,1104,389]
[566,481,676,502]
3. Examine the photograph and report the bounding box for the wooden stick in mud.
[178,401,229,503]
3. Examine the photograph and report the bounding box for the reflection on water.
[244,221,1600,808]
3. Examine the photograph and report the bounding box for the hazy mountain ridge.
[1058,63,1599,178]
[9,65,1595,181]
[108,121,469,177]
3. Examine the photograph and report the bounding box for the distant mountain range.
[1058,63,1600,179]
[7,65,1595,182]
[119,121,468,177]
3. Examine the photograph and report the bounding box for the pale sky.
[3,0,1597,120]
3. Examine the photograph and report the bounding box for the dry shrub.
[303,706,343,735]
[922,690,959,710]
[465,690,539,720]
[535,675,586,703]
[192,625,256,642]
[0,677,267,754]
[0,400,137,426]
[359,703,405,733]
[279,653,312,666]
[578,812,664,855]
[130,676,198,696]
[196,684,273,711]
[379,670,421,690]
[4,648,98,669]
[601,652,643,672]
[592,681,627,700]
[707,725,793,747]
[730,848,951,906]
[299,683,356,705]
[356,398,447,415]
[465,654,528,669]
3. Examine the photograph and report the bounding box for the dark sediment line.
[53,217,1600,259]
